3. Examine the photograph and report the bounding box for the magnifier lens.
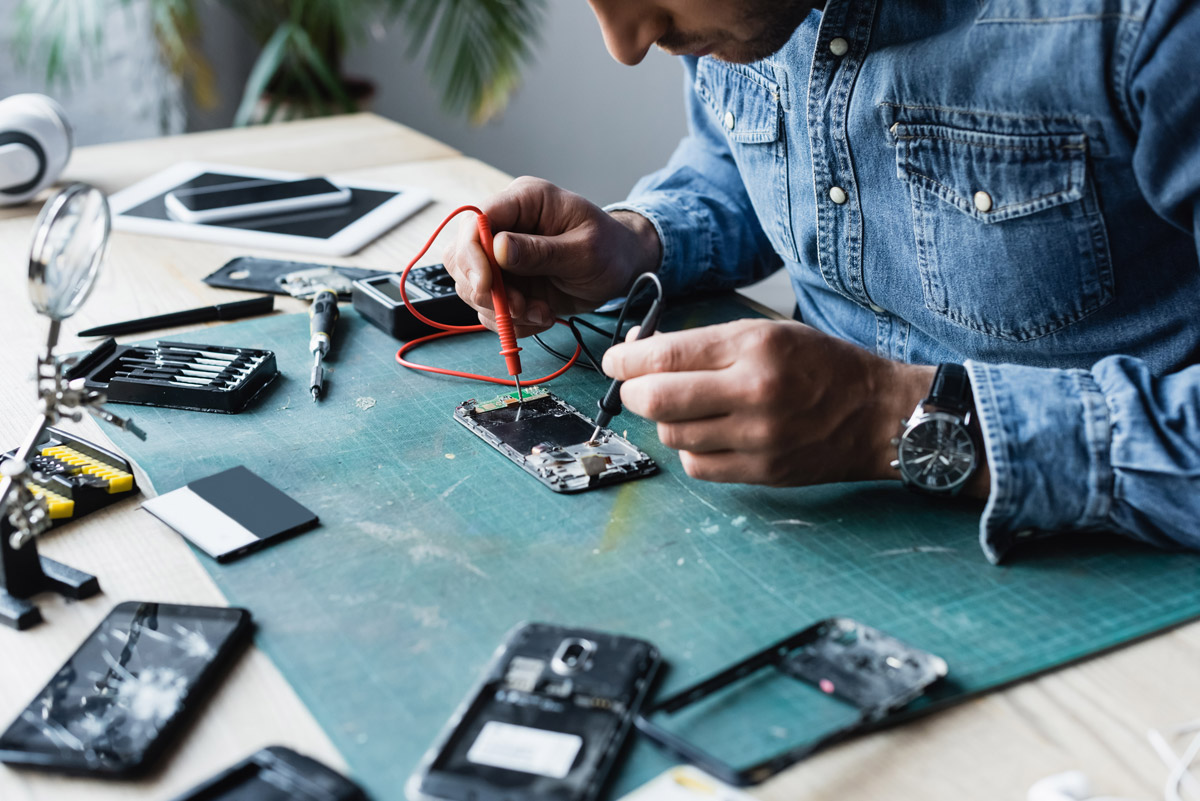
[28,183,110,321]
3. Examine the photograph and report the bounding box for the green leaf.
[233,22,295,127]
[287,24,356,115]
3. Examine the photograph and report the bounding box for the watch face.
[898,413,977,492]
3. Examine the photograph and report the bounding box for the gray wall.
[342,3,689,205]
[0,0,184,144]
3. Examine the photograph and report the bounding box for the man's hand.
[442,177,661,337]
[603,319,945,488]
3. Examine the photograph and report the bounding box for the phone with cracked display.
[407,622,662,801]
[0,601,251,777]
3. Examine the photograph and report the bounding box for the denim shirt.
[607,0,1200,562]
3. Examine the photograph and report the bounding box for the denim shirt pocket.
[695,59,799,261]
[893,122,1114,341]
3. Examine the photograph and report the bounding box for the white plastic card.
[617,766,757,801]
[465,721,583,779]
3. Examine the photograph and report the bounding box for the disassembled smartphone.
[454,388,657,493]
[0,601,252,777]
[407,622,662,801]
[636,618,949,786]
[173,745,367,801]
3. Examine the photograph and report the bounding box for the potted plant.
[13,0,547,126]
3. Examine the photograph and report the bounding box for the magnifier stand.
[0,320,142,630]
[0,505,100,631]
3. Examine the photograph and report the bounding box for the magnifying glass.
[27,182,109,337]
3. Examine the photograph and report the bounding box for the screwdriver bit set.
[1,427,137,534]
[67,338,279,413]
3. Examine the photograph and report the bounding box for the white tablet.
[109,161,432,256]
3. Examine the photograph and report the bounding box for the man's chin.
[708,40,787,64]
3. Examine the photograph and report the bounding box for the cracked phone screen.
[0,601,248,775]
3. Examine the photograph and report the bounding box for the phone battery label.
[466,721,582,778]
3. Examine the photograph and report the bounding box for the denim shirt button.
[829,186,848,205]
[973,191,993,213]
[869,303,885,314]
[829,37,849,56]
[723,111,735,131]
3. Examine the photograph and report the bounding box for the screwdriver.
[589,285,664,443]
[309,287,339,401]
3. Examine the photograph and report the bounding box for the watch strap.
[924,363,970,415]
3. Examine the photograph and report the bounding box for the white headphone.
[0,94,73,206]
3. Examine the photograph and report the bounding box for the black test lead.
[589,273,665,444]
[309,287,340,401]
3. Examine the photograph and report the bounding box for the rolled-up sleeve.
[965,359,1200,563]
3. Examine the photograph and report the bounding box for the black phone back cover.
[409,622,661,801]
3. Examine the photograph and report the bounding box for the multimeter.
[351,263,478,340]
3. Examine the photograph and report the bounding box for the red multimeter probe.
[394,206,581,397]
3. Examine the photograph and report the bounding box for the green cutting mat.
[102,298,1200,800]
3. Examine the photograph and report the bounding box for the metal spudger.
[590,288,664,443]
[308,288,339,401]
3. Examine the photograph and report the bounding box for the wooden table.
[1,113,1197,801]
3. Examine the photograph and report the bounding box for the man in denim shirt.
[444,0,1200,562]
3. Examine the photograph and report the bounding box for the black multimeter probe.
[590,273,665,442]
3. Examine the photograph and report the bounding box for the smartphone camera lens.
[563,644,585,666]
[551,638,596,675]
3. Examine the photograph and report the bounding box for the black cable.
[531,273,665,375]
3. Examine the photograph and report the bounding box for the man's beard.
[657,1,814,64]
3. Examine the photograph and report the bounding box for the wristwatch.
[891,363,979,495]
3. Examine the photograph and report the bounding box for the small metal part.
[311,351,324,402]
[577,452,609,477]
[588,424,603,445]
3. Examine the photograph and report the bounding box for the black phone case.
[0,601,252,777]
[407,622,661,801]
[204,256,386,299]
[171,745,367,801]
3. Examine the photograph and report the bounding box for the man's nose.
[587,0,669,66]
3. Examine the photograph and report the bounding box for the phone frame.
[0,601,252,777]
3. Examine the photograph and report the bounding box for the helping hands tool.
[309,287,339,401]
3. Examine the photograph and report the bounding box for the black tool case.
[67,338,278,414]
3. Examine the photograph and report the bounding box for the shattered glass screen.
[0,602,246,772]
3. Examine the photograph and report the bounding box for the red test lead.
[394,205,581,390]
